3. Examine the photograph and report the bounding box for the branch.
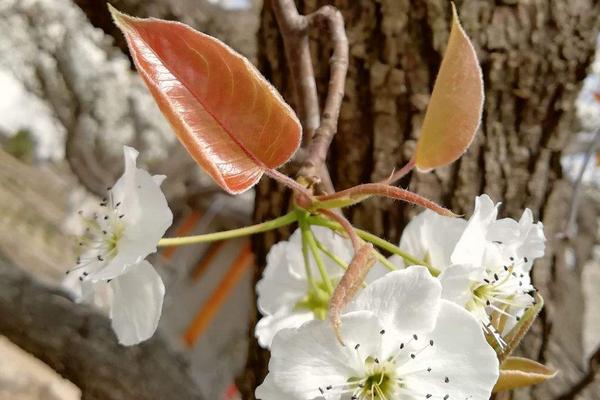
[0,259,204,400]
[555,346,600,400]
[272,0,349,194]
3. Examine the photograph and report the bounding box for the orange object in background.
[183,241,254,347]
[162,211,202,260]
[191,240,226,281]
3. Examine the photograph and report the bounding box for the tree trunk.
[240,1,600,399]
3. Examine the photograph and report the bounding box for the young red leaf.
[414,4,483,172]
[109,6,301,194]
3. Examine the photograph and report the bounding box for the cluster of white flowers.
[63,146,173,345]
[255,195,545,399]
[394,195,545,344]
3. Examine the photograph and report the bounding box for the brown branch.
[0,258,204,400]
[272,0,349,194]
[555,346,600,400]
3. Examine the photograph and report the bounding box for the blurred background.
[0,0,599,399]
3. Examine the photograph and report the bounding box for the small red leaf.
[109,6,301,194]
[414,4,483,172]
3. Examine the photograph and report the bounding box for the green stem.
[315,240,348,272]
[158,211,298,247]
[299,215,317,291]
[372,251,398,272]
[300,221,334,295]
[308,215,439,276]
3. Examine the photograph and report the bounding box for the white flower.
[256,226,386,348]
[63,146,172,345]
[397,195,545,343]
[256,267,499,400]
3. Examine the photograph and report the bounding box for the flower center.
[348,357,397,400]
[466,260,536,347]
[67,187,126,280]
[295,280,331,320]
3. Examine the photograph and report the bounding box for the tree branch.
[555,346,600,400]
[272,0,349,194]
[0,259,204,400]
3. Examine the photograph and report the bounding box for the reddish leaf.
[109,6,301,194]
[414,4,483,172]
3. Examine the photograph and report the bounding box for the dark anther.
[97,255,104,261]
[355,344,360,350]
[410,354,415,359]
[429,339,434,346]
[326,385,332,390]
[319,387,324,394]
[493,273,499,281]
[524,257,528,263]
[445,376,449,383]
[413,334,418,340]
[400,343,404,349]
[380,329,385,335]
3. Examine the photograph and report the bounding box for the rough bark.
[240,1,600,399]
[0,257,204,400]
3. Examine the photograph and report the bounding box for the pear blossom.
[64,146,172,345]
[255,226,386,348]
[256,267,499,400]
[396,195,545,344]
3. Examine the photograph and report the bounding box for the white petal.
[90,147,173,280]
[109,260,165,346]
[257,239,307,316]
[451,194,499,266]
[395,210,466,270]
[255,310,314,349]
[267,311,383,399]
[438,263,482,307]
[400,301,499,400]
[348,267,441,336]
[255,373,294,400]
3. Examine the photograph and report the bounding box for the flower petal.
[348,266,442,336]
[255,310,314,349]
[265,311,383,399]
[451,194,498,266]
[257,239,307,316]
[109,260,165,345]
[438,263,482,307]
[400,300,499,400]
[91,146,173,280]
[394,210,466,270]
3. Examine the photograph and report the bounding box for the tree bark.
[0,258,204,400]
[240,1,600,399]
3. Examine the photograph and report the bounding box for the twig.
[319,208,361,251]
[555,346,600,400]
[559,128,600,239]
[272,0,349,194]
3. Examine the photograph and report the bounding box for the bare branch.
[555,345,600,400]
[0,259,204,400]
[272,0,349,194]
